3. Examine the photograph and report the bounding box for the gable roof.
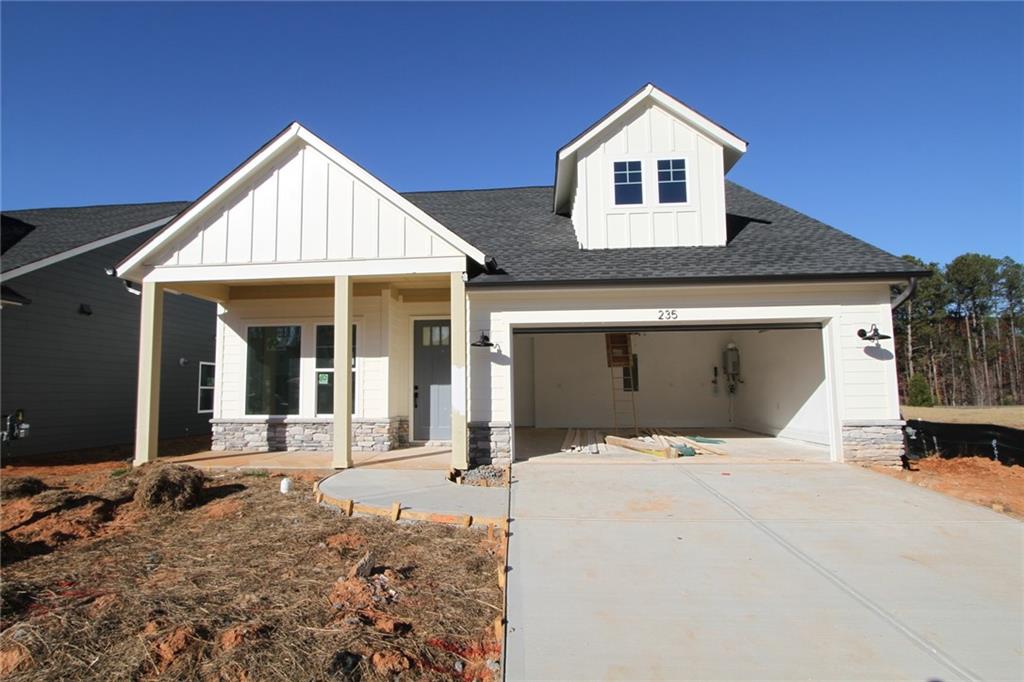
[553,83,749,214]
[1,202,188,280]
[116,123,487,280]
[406,184,928,287]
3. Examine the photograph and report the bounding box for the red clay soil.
[1,458,504,681]
[873,456,1024,519]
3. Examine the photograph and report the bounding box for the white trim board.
[2,215,176,282]
[116,124,487,281]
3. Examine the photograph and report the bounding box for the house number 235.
[657,309,678,320]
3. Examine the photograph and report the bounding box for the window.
[245,326,301,415]
[197,362,215,414]
[622,354,640,392]
[657,159,687,203]
[613,161,643,205]
[421,323,450,347]
[314,324,357,415]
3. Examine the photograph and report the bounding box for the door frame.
[408,315,452,442]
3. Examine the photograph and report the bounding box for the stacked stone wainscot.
[468,422,512,467]
[842,420,905,466]
[211,417,409,453]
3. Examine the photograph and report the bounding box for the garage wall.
[521,331,735,428]
[731,329,829,444]
[512,335,535,426]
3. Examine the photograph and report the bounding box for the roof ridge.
[3,200,190,214]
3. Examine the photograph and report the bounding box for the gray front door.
[413,319,452,441]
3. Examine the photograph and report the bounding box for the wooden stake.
[497,564,506,589]
[390,501,402,522]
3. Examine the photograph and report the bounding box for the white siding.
[214,293,451,423]
[153,141,461,269]
[570,102,729,249]
[469,282,900,459]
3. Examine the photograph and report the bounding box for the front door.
[413,319,452,441]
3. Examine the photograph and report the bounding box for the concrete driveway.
[504,461,1023,681]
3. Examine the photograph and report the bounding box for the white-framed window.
[314,323,357,416]
[657,159,687,203]
[197,362,215,414]
[245,325,302,415]
[613,160,643,205]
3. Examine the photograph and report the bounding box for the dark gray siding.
[1,232,216,457]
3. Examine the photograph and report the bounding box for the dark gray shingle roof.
[1,201,189,274]
[406,183,927,286]
[2,183,925,285]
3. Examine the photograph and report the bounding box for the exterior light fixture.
[857,324,891,342]
[78,303,93,316]
[471,332,495,347]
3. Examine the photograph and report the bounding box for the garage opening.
[511,324,833,463]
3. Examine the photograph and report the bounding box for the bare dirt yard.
[873,456,1024,520]
[901,405,1024,429]
[0,453,504,681]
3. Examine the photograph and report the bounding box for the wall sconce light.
[178,357,190,367]
[857,324,891,342]
[78,304,93,316]
[471,332,495,348]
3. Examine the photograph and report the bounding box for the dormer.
[554,84,747,249]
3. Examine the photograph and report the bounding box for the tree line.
[893,253,1023,407]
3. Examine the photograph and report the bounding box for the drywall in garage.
[513,335,536,427]
[514,328,830,443]
[522,331,735,428]
[731,329,829,444]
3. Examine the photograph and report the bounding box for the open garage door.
[511,324,834,463]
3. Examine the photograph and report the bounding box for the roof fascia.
[2,214,175,283]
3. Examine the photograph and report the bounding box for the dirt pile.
[877,455,1024,518]
[134,464,205,510]
[0,476,47,499]
[459,465,508,487]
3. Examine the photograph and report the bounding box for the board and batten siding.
[154,141,460,268]
[571,103,728,250]
[1,234,216,457]
[467,282,899,449]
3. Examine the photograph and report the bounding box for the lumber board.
[676,436,729,456]
[604,434,674,458]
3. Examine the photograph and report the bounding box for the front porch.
[133,271,473,471]
[167,442,452,471]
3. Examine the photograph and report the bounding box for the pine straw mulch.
[0,467,504,681]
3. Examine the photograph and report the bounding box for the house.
[1,203,216,456]
[115,84,927,470]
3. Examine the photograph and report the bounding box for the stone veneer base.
[469,422,512,467]
[211,417,409,453]
[842,420,905,466]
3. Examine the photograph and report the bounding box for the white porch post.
[133,281,164,467]
[333,275,353,468]
[450,271,470,469]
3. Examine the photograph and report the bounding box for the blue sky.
[2,2,1021,264]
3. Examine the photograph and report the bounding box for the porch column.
[450,271,470,469]
[333,275,353,469]
[133,281,164,467]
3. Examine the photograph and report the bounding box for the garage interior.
[511,326,833,463]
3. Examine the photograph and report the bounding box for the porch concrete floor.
[166,444,452,472]
[515,426,831,464]
[318,469,509,519]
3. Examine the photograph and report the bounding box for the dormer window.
[658,159,687,203]
[613,161,643,205]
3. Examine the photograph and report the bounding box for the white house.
[117,84,926,470]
